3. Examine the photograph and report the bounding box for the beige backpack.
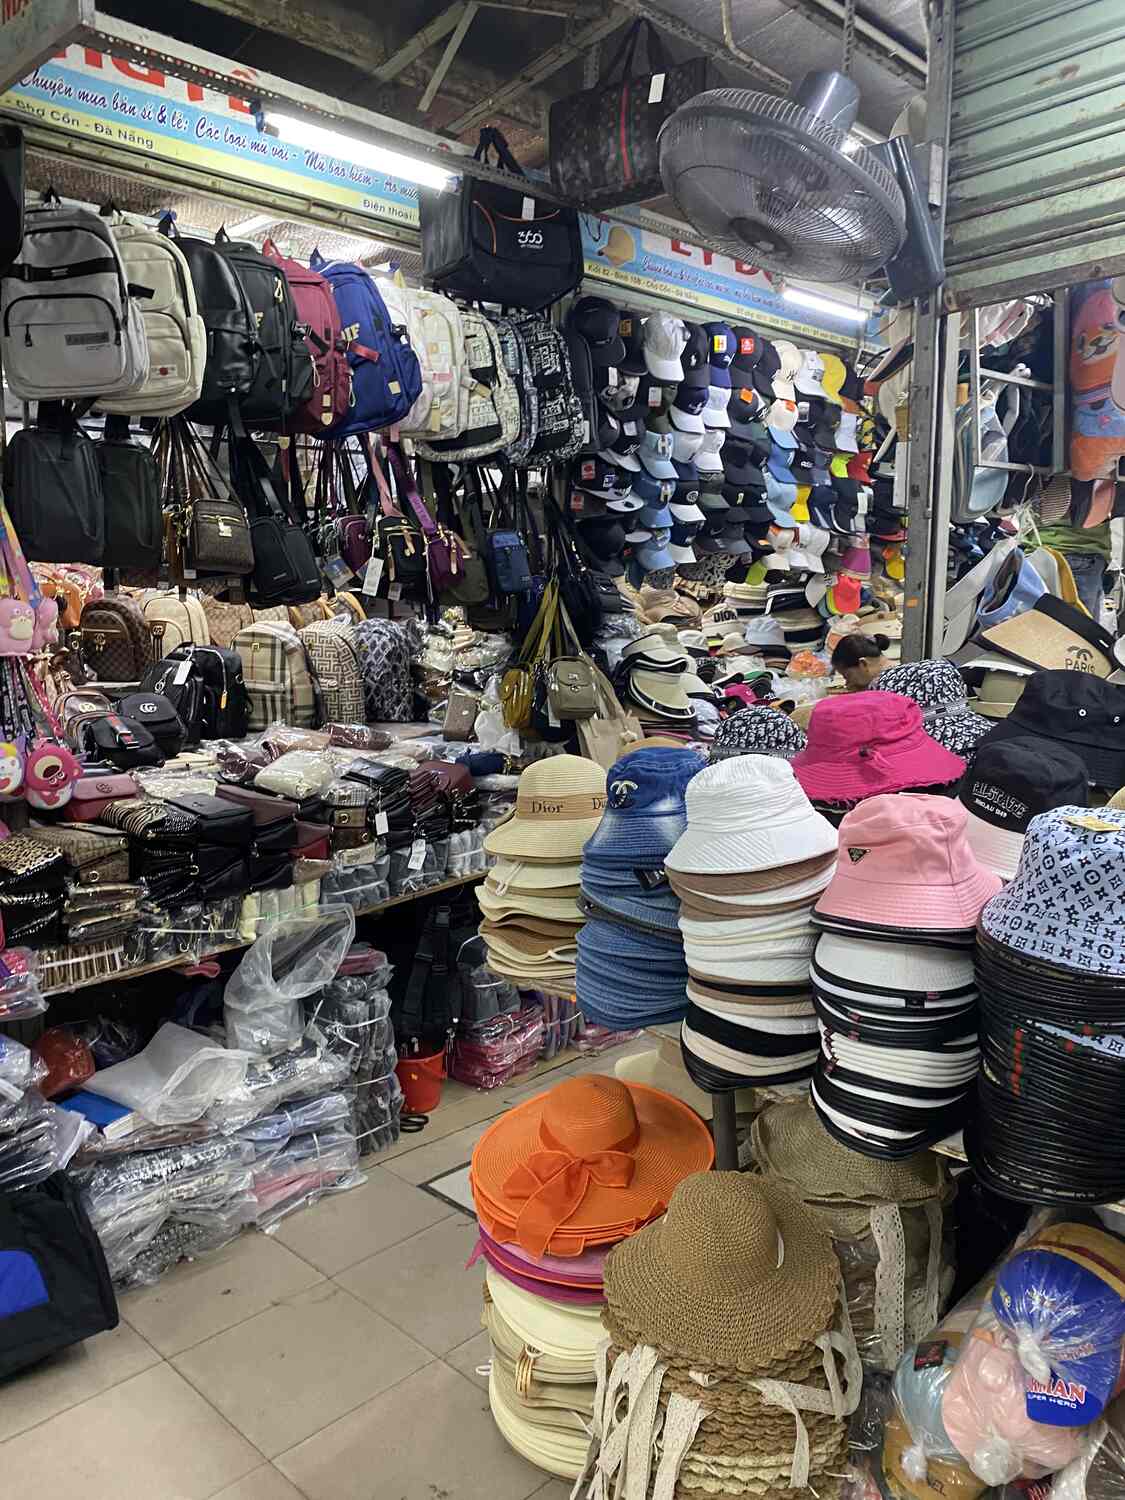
[232,621,322,730]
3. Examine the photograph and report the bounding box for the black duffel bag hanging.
[419,128,582,312]
[548,20,709,209]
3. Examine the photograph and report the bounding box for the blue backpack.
[309,255,422,436]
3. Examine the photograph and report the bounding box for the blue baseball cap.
[635,534,677,572]
[705,321,737,388]
[631,467,675,506]
[639,501,674,530]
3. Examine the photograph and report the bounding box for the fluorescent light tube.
[783,288,870,324]
[226,212,276,238]
[265,111,456,192]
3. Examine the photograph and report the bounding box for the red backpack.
[262,238,351,433]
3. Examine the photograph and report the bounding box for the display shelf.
[41,871,485,998]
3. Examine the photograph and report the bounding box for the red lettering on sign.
[112,58,166,86]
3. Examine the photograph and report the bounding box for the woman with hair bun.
[831,633,891,691]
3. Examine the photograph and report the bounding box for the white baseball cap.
[772,340,801,402]
[695,428,727,474]
[795,349,827,398]
[704,385,732,430]
[643,312,688,382]
[835,411,860,452]
[670,403,705,435]
[767,398,800,433]
[672,427,705,463]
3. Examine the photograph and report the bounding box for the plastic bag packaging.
[214,736,273,784]
[237,1091,353,1159]
[259,726,331,760]
[0,1099,92,1190]
[937,1222,1125,1484]
[450,1005,545,1089]
[575,1023,641,1054]
[447,827,487,879]
[116,1194,258,1289]
[324,723,394,752]
[85,1022,251,1125]
[539,992,582,1059]
[0,1035,47,1111]
[1053,1393,1125,1500]
[476,676,522,756]
[224,905,356,1056]
[206,1039,352,1133]
[254,750,336,801]
[352,1070,402,1153]
[31,1027,95,1098]
[321,866,389,911]
[70,1017,144,1070]
[253,1125,362,1230]
[0,950,47,1021]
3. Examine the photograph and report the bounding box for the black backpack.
[210,229,312,427]
[4,403,104,564]
[118,691,188,759]
[162,216,258,421]
[77,712,163,769]
[96,416,162,572]
[390,896,481,1050]
[138,655,207,746]
[419,128,582,312]
[562,323,599,457]
[508,314,586,467]
[165,643,250,739]
[0,124,24,278]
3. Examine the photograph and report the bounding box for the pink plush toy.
[23,741,80,810]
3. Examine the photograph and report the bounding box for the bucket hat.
[792,694,966,803]
[873,659,994,758]
[644,312,688,382]
[812,931,976,1007]
[483,755,607,863]
[710,706,808,761]
[667,755,838,876]
[959,735,1090,881]
[602,1171,838,1369]
[582,747,704,865]
[965,661,1033,719]
[973,670,1125,788]
[472,1076,713,1257]
[814,795,1003,937]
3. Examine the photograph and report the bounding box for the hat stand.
[711,1090,740,1169]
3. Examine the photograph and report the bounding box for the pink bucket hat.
[791,692,967,802]
[814,794,1003,934]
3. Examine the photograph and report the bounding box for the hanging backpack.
[99,220,206,418]
[419,128,583,311]
[140,590,211,656]
[261,237,350,433]
[414,311,519,463]
[299,618,366,723]
[0,124,24,279]
[309,254,422,436]
[507,313,586,467]
[137,653,207,743]
[95,417,162,573]
[232,620,322,730]
[4,404,105,565]
[1,198,148,401]
[77,594,152,682]
[396,283,470,443]
[351,617,414,722]
[161,215,258,418]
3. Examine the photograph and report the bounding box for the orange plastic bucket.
[396,1047,446,1113]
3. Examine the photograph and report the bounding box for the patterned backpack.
[395,283,470,444]
[299,618,366,724]
[508,313,586,467]
[231,620,322,730]
[413,311,519,463]
[351,618,415,722]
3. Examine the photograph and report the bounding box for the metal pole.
[711,1092,739,1171]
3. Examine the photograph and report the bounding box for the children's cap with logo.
[680,322,712,388]
[705,321,737,387]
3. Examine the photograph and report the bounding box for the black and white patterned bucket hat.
[709,706,808,762]
[874,659,993,759]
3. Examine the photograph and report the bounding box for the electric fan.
[657,68,912,286]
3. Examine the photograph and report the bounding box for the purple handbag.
[338,515,372,573]
[386,441,468,596]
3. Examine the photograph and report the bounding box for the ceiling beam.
[479,0,603,14]
[773,0,927,82]
[419,2,479,111]
[374,2,468,83]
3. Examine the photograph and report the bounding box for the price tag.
[648,72,666,103]
[325,555,355,586]
[521,195,535,220]
[606,366,618,387]
[388,582,403,601]
[1064,813,1120,832]
[173,660,193,685]
[362,556,384,596]
[647,385,662,408]
[408,838,427,871]
[570,492,585,513]
[374,810,390,835]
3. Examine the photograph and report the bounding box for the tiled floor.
[0,1041,650,1500]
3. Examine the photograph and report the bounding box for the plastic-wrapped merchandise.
[938,1221,1125,1484]
[116,1195,258,1289]
[352,1071,403,1156]
[1054,1393,1125,1500]
[324,723,394,751]
[31,1027,95,1098]
[207,1039,352,1133]
[574,1023,641,1054]
[259,726,332,760]
[70,1017,145,1070]
[0,1035,47,1110]
[450,1005,545,1089]
[0,1097,93,1190]
[84,1021,250,1125]
[308,957,401,1156]
[447,826,487,879]
[254,750,336,800]
[539,992,583,1059]
[0,949,47,1020]
[237,1091,353,1159]
[224,905,356,1055]
[214,737,273,783]
[81,1136,256,1219]
[253,1124,362,1230]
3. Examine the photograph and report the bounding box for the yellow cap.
[820,353,846,404]
[830,453,851,479]
[792,485,810,522]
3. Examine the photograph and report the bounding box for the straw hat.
[483,754,607,862]
[602,1171,839,1370]
[489,1368,589,1479]
[471,1076,714,1257]
[489,858,584,891]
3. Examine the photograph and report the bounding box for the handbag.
[229,435,321,607]
[61,770,141,823]
[98,797,200,846]
[29,823,129,886]
[365,443,428,597]
[576,663,643,769]
[385,443,469,598]
[162,792,255,848]
[419,128,583,312]
[500,580,561,731]
[549,20,710,208]
[76,713,163,770]
[153,417,254,580]
[426,463,489,607]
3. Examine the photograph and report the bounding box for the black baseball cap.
[840,361,864,405]
[576,513,628,562]
[681,322,711,388]
[572,455,633,498]
[722,440,762,487]
[731,327,764,376]
[617,309,648,376]
[752,339,781,400]
[672,460,702,507]
[569,295,626,367]
[728,384,766,428]
[674,382,709,417]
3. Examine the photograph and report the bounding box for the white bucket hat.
[812,930,975,997]
[667,755,838,876]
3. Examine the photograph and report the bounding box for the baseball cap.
[752,340,781,400]
[698,490,730,531]
[795,349,827,398]
[672,427,705,464]
[599,370,642,412]
[836,411,860,452]
[681,322,711,388]
[631,467,675,506]
[704,385,732,430]
[772,340,801,401]
[576,513,627,561]
[731,327,763,377]
[821,354,846,405]
[769,398,800,433]
[618,309,648,376]
[719,524,751,557]
[672,460,702,506]
[643,312,688,382]
[570,295,626,367]
[959,734,1089,880]
[728,384,767,429]
[696,428,726,474]
[723,440,764,487]
[639,427,678,479]
[635,529,677,573]
[639,500,674,530]
[573,455,633,497]
[840,362,864,409]
[670,500,704,527]
[706,322,736,387]
[671,384,707,433]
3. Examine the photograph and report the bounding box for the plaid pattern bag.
[232,621,322,731]
[299,618,366,724]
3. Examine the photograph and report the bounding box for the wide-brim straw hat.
[484,753,608,862]
[484,1265,605,1360]
[751,1097,949,1205]
[477,882,584,923]
[490,858,584,891]
[602,1171,838,1371]
[489,1368,589,1479]
[472,1076,714,1257]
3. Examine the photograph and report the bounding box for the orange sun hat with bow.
[470,1075,714,1258]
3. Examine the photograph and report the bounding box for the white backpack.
[392,282,470,442]
[1,203,149,401]
[141,591,211,655]
[100,223,206,417]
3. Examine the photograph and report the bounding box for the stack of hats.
[958,734,1089,879]
[810,794,1003,1158]
[752,1097,955,1374]
[472,1076,715,1479]
[665,756,839,1092]
[584,1171,859,1500]
[972,805,1125,1203]
[873,659,994,757]
[971,670,1125,791]
[479,756,607,993]
[576,746,705,1031]
[792,694,968,819]
[709,705,808,762]
[615,630,698,729]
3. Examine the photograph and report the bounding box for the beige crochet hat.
[602,1172,838,1371]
